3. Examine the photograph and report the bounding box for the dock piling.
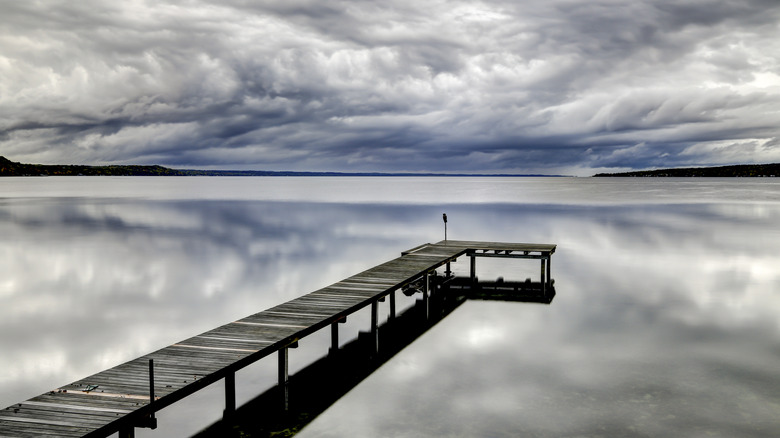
[330,322,339,355]
[224,372,236,418]
[423,273,430,320]
[470,254,476,283]
[279,348,289,411]
[547,256,552,285]
[329,317,347,356]
[371,301,379,354]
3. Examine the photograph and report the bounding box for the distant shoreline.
[6,155,778,178]
[594,163,780,177]
[0,156,561,177]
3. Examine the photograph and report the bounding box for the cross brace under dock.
[0,240,555,438]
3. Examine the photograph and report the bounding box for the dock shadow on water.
[193,279,555,437]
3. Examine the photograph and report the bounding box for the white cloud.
[1,0,780,173]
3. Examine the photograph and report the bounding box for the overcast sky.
[2,0,780,175]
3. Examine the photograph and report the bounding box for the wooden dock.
[0,240,555,438]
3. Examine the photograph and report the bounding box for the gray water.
[1,177,779,437]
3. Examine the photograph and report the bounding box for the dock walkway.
[0,240,555,438]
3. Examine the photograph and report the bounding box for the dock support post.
[119,428,135,438]
[329,318,346,356]
[423,273,429,320]
[540,258,547,295]
[371,301,379,355]
[470,254,476,284]
[330,322,339,354]
[224,372,235,417]
[389,290,396,320]
[278,348,289,411]
[547,255,552,285]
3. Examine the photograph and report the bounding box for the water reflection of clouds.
[2,194,780,436]
[298,202,780,437]
[0,199,445,413]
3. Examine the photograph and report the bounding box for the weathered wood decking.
[0,240,555,438]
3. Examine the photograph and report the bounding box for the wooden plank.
[21,401,131,415]
[7,410,119,426]
[31,393,144,411]
[0,410,109,428]
[0,419,87,437]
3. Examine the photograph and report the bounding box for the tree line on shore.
[594,163,780,177]
[0,156,185,176]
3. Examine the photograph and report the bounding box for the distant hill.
[0,156,185,176]
[593,163,780,177]
[0,156,559,177]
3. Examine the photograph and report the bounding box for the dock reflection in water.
[194,278,556,437]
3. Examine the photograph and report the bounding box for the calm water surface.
[1,177,779,437]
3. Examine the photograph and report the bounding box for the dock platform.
[0,240,555,437]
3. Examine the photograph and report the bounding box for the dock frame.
[0,240,555,437]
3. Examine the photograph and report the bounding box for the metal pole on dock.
[147,359,157,429]
[443,213,447,241]
[148,359,155,409]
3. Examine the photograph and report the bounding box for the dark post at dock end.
[124,358,158,432]
[442,213,447,241]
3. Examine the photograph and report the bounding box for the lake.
[1,177,779,437]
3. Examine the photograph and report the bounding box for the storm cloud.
[1,0,780,174]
